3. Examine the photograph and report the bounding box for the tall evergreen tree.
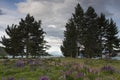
[61,3,120,58]
[1,24,23,58]
[72,3,85,57]
[98,15,120,57]
[105,19,120,56]
[18,14,48,58]
[61,3,84,57]
[1,14,48,58]
[97,13,109,57]
[83,6,100,58]
[61,18,77,57]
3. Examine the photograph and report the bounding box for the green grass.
[0,58,120,80]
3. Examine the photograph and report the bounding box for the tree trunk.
[12,55,15,59]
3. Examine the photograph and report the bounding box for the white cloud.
[45,36,62,55]
[17,1,53,17]
[16,0,78,25]
[47,25,56,28]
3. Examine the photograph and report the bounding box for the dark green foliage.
[61,3,120,58]
[83,7,100,58]
[61,3,84,58]
[72,3,84,47]
[0,47,7,57]
[61,18,77,57]
[1,14,48,58]
[18,14,48,58]
[105,19,120,55]
[98,14,120,57]
[97,13,109,57]
[1,24,23,58]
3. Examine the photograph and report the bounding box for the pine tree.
[18,14,48,58]
[61,18,77,57]
[105,19,120,56]
[1,24,23,58]
[28,20,48,58]
[1,14,48,58]
[83,6,99,58]
[61,3,84,57]
[72,3,85,57]
[61,3,120,58]
[18,14,34,58]
[97,13,109,57]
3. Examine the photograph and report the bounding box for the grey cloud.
[30,0,65,3]
[108,0,120,11]
[17,0,118,39]
[78,0,113,16]
[44,26,64,39]
[0,9,5,15]
[0,25,6,31]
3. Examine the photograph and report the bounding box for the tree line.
[61,3,120,58]
[0,3,120,58]
[1,14,49,58]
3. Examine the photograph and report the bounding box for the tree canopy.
[61,3,120,58]
[1,14,49,58]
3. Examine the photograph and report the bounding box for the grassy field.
[0,58,120,80]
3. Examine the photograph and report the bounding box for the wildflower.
[27,59,33,64]
[65,70,71,76]
[76,72,84,78]
[39,76,50,80]
[101,65,115,74]
[7,77,15,80]
[15,60,25,67]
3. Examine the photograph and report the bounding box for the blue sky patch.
[0,0,25,10]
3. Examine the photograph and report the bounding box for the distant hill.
[0,46,7,57]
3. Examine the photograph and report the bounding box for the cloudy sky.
[0,0,120,56]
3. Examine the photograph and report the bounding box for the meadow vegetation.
[0,58,120,80]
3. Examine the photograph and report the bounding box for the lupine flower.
[101,65,115,73]
[76,72,84,78]
[27,59,33,64]
[65,70,71,76]
[7,77,15,80]
[29,59,41,66]
[88,68,98,74]
[15,60,25,67]
[39,76,50,80]
[88,68,93,73]
[28,60,35,66]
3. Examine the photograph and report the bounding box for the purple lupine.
[27,59,33,64]
[29,59,40,66]
[88,68,95,73]
[15,60,25,67]
[28,60,34,66]
[101,65,115,73]
[76,72,84,78]
[65,70,71,76]
[39,76,50,80]
[7,77,15,80]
